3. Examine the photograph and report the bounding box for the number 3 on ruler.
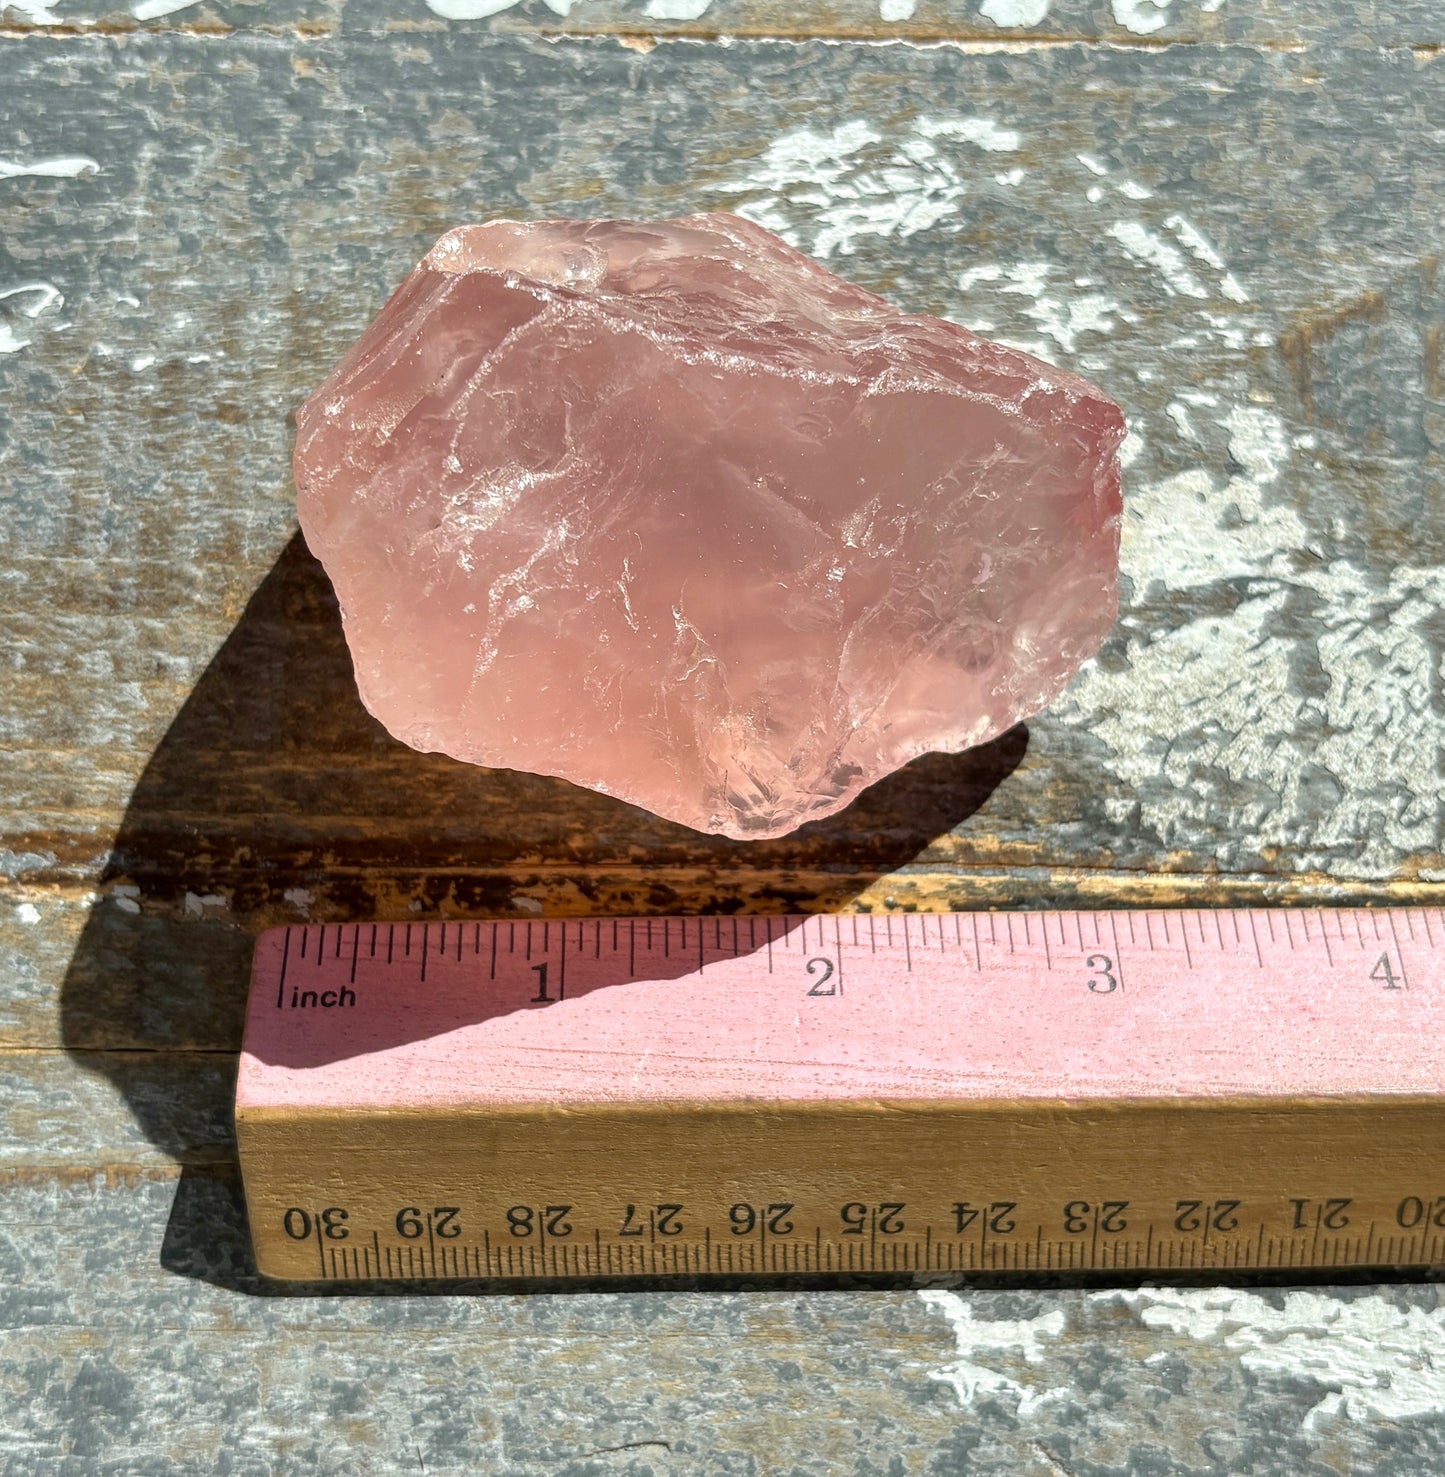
[1086,954,1118,993]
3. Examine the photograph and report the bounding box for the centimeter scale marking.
[237,909,1445,1281]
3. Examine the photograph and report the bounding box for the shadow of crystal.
[60,531,1027,1289]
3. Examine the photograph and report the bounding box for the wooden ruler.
[236,910,1445,1280]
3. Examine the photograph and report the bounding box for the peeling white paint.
[979,0,1051,26]
[1101,1288,1445,1429]
[131,0,200,18]
[994,167,1025,187]
[958,261,1116,355]
[1076,153,1109,177]
[644,0,712,17]
[283,887,316,913]
[1111,0,1171,34]
[1167,214,1248,301]
[424,0,524,17]
[730,118,966,258]
[1117,179,1152,200]
[879,0,917,19]
[1059,393,1445,874]
[0,283,64,317]
[130,354,157,373]
[1164,399,1196,440]
[730,112,1026,258]
[1108,220,1210,299]
[0,156,99,180]
[512,895,544,914]
[918,116,1021,153]
[183,891,228,917]
[4,0,68,20]
[918,1291,1069,1413]
[0,282,65,356]
[14,903,40,925]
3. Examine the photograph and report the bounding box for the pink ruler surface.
[237,910,1445,1112]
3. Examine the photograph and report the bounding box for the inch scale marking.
[237,909,1445,1281]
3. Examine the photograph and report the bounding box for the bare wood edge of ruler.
[235,909,1445,1282]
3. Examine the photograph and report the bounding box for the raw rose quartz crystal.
[294,214,1124,839]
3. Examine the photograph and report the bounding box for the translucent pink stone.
[293,214,1124,839]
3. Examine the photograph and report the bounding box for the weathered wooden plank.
[3,35,1441,910]
[4,0,1444,47]
[3,23,1442,1474]
[2,1161,1444,1472]
[0,1050,233,1164]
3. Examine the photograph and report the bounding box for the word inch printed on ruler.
[237,910,1445,1281]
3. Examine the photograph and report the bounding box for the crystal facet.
[294,214,1124,839]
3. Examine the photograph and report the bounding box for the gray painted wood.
[2,14,1444,1474]
[4,0,1445,46]
[3,34,1442,901]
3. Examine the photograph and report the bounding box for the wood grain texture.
[2,16,1444,1473]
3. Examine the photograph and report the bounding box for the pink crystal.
[293,214,1124,839]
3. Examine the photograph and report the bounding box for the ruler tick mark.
[1387,911,1410,990]
[1317,912,1334,967]
[275,929,291,1010]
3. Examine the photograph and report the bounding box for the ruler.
[236,910,1445,1281]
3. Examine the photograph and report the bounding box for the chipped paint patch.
[1058,394,1445,875]
[644,0,712,17]
[979,0,1051,25]
[1111,0,1172,34]
[0,282,66,356]
[131,0,200,18]
[14,903,41,925]
[283,887,316,913]
[918,116,1021,153]
[918,1291,1069,1413]
[1108,221,1209,299]
[424,0,524,16]
[1167,215,1248,301]
[729,114,1019,259]
[0,157,99,180]
[878,0,917,19]
[1101,1288,1445,1429]
[957,261,1116,356]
